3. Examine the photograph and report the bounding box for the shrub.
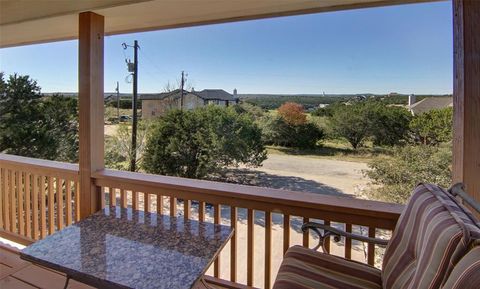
[259,115,324,149]
[143,106,266,179]
[364,144,452,204]
[277,102,307,125]
[410,107,453,145]
[233,102,265,120]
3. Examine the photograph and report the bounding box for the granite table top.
[20,206,233,289]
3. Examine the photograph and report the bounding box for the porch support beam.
[453,0,480,208]
[78,12,105,219]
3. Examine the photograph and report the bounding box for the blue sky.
[0,1,452,94]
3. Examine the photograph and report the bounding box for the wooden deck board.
[0,276,37,289]
[12,265,70,289]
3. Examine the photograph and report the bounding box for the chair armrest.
[301,222,389,252]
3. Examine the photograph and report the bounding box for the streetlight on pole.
[122,40,139,172]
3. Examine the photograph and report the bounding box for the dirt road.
[233,153,370,196]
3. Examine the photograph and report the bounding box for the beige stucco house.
[141,89,239,119]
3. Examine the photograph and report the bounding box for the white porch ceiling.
[0,0,441,48]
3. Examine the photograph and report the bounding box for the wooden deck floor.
[0,243,249,289]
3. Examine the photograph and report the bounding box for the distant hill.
[41,92,452,110]
[240,94,364,110]
[239,93,452,110]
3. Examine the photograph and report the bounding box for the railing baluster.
[2,169,9,231]
[184,200,191,221]
[144,193,150,212]
[368,227,375,266]
[230,206,237,283]
[156,195,163,214]
[303,217,309,248]
[57,178,64,230]
[214,204,221,278]
[120,189,127,208]
[170,197,177,217]
[283,214,290,254]
[66,180,72,226]
[133,191,138,210]
[324,220,331,253]
[199,201,205,222]
[15,172,25,236]
[48,176,54,234]
[100,187,106,209]
[9,170,15,233]
[247,209,254,287]
[75,182,80,222]
[40,176,47,238]
[17,171,24,235]
[345,223,352,259]
[265,211,272,289]
[109,187,116,206]
[25,173,31,237]
[32,175,39,239]
[0,168,4,230]
[132,191,138,210]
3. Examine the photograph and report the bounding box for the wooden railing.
[0,154,404,288]
[93,169,403,288]
[0,154,80,244]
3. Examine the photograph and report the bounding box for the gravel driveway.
[228,153,370,196]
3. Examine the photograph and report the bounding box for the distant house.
[408,95,453,115]
[140,88,239,119]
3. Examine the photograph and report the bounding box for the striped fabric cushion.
[273,245,382,289]
[382,183,480,289]
[441,246,480,289]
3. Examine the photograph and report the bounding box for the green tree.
[369,103,412,146]
[410,107,453,145]
[0,73,78,162]
[329,101,411,149]
[143,106,266,179]
[329,103,370,149]
[364,145,452,204]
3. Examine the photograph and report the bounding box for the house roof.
[195,89,235,101]
[410,97,453,115]
[139,90,181,101]
[140,89,235,101]
[0,0,440,48]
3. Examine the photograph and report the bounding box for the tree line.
[0,73,453,204]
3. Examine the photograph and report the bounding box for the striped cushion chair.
[273,183,480,289]
[274,245,382,289]
[382,183,480,289]
[441,246,480,289]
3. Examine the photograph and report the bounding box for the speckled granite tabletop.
[20,206,233,289]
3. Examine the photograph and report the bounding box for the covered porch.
[0,0,479,288]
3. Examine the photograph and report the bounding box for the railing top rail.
[94,169,404,224]
[0,153,79,180]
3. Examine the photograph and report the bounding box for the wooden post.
[78,12,104,219]
[453,0,480,209]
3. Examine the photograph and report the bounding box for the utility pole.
[131,40,139,172]
[122,40,139,172]
[180,71,185,110]
[115,81,120,120]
